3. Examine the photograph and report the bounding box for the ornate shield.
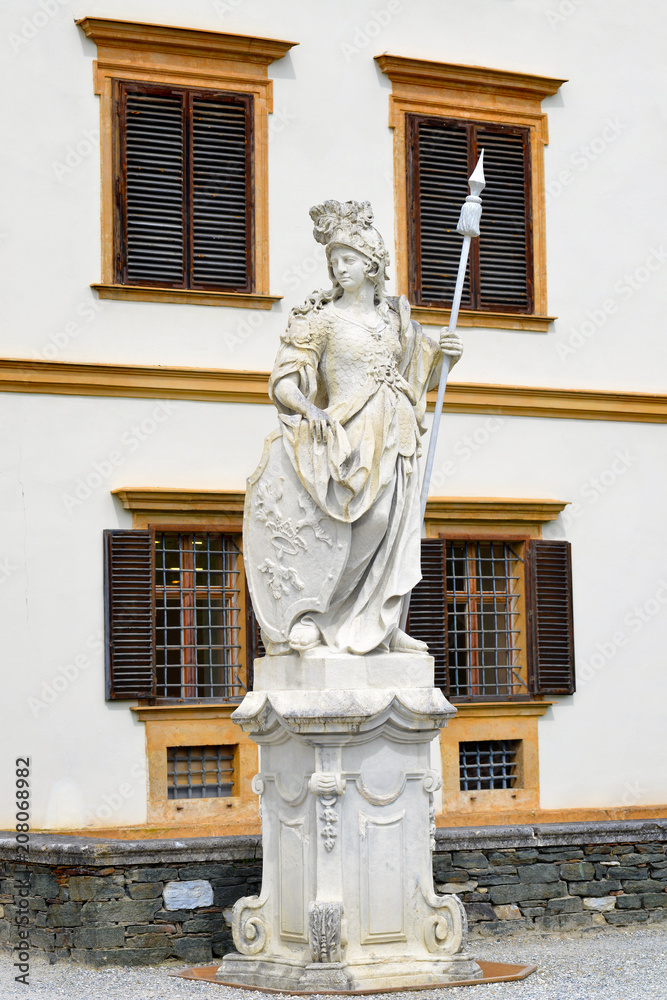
[244,429,351,644]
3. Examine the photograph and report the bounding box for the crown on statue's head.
[309,200,390,271]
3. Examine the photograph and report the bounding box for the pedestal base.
[216,650,482,989]
[219,952,483,991]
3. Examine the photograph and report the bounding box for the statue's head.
[309,200,390,292]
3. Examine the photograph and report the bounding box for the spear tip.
[469,149,485,196]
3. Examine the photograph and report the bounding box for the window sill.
[452,701,553,717]
[131,704,239,722]
[411,306,556,332]
[91,283,282,310]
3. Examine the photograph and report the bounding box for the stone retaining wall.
[1,820,666,965]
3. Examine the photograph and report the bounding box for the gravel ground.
[2,925,666,1000]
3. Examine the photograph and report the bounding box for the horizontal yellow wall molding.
[1,358,666,422]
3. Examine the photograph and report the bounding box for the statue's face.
[329,244,372,292]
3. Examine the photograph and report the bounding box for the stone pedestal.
[216,650,482,991]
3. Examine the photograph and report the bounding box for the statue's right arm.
[273,373,333,444]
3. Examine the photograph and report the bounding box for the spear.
[400,151,486,631]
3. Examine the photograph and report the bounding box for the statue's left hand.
[439,330,463,367]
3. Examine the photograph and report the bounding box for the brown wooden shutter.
[526,540,575,695]
[408,116,471,308]
[190,94,252,292]
[104,530,156,700]
[407,539,448,691]
[475,124,533,312]
[118,85,187,287]
[407,115,532,314]
[115,83,251,292]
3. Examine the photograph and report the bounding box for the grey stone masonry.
[0,820,666,964]
[0,835,261,967]
[434,820,667,938]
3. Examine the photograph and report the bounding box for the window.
[459,740,521,791]
[115,83,253,293]
[77,17,294,308]
[408,537,575,700]
[155,531,245,700]
[104,528,261,701]
[167,744,235,799]
[375,55,566,332]
[407,117,532,314]
[446,539,524,699]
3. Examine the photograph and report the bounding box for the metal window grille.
[155,532,244,699]
[459,740,521,791]
[446,540,526,699]
[167,745,235,799]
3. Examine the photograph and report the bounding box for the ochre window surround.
[413,501,571,825]
[375,55,566,332]
[77,17,296,309]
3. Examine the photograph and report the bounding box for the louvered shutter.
[408,117,472,307]
[120,88,186,287]
[526,540,575,695]
[116,83,251,292]
[104,530,156,700]
[191,95,251,291]
[408,115,533,314]
[407,539,448,691]
[476,125,532,311]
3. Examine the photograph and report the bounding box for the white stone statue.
[220,198,482,992]
[245,200,462,656]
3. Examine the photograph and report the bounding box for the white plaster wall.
[426,409,667,809]
[1,389,665,824]
[0,392,276,828]
[1,0,666,826]
[1,0,665,388]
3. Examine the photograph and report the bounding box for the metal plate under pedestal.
[171,960,538,992]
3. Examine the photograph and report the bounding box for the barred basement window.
[167,745,235,798]
[155,532,245,699]
[459,740,521,791]
[407,115,533,314]
[114,81,253,292]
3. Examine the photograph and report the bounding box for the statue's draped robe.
[264,295,442,654]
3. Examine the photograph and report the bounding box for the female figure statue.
[244,200,461,656]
